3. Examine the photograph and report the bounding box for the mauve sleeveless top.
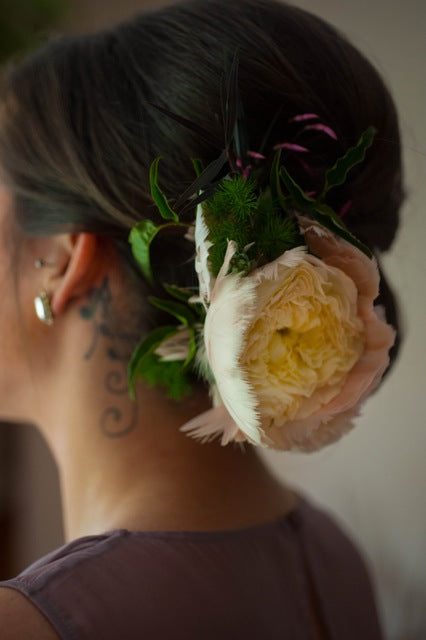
[0,498,383,639]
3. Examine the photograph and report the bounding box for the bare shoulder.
[0,587,60,640]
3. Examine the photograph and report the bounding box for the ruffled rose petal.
[299,216,379,299]
[254,245,307,282]
[260,218,396,451]
[200,241,263,445]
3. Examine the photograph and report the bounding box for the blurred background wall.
[0,1,425,639]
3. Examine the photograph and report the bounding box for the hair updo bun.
[0,0,405,367]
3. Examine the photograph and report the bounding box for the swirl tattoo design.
[80,277,139,438]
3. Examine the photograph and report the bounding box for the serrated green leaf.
[321,126,377,196]
[149,297,197,327]
[128,325,179,398]
[129,220,159,284]
[150,157,179,222]
[314,202,349,231]
[311,208,372,258]
[279,166,316,213]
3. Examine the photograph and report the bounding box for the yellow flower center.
[241,261,365,424]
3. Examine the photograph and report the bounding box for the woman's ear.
[50,233,102,316]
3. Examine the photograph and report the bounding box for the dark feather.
[175,149,228,210]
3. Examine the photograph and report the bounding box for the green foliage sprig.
[203,175,302,276]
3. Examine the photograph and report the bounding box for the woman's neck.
[40,375,295,541]
[33,293,295,541]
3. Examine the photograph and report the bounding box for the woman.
[0,0,403,638]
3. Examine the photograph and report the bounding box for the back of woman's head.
[0,0,404,352]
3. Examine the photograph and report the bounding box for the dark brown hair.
[0,0,405,356]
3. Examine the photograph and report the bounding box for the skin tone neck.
[10,229,296,542]
[37,289,296,542]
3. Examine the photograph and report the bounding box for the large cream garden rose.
[180,212,395,451]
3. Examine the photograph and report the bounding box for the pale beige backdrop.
[6,2,426,639]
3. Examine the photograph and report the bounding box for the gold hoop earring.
[34,291,54,325]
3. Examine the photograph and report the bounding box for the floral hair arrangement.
[127,59,395,452]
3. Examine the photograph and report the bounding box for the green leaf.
[314,202,349,231]
[129,220,159,284]
[162,285,205,322]
[321,126,377,196]
[128,325,179,398]
[162,283,194,303]
[191,158,204,178]
[279,166,316,213]
[150,157,179,221]
[129,220,187,284]
[149,297,197,327]
[311,207,372,258]
[270,149,286,210]
[134,351,193,400]
[183,328,198,369]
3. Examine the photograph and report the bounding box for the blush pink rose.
[263,217,396,451]
[181,210,395,452]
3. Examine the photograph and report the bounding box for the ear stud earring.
[34,259,55,269]
[34,291,54,325]
[34,258,54,325]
